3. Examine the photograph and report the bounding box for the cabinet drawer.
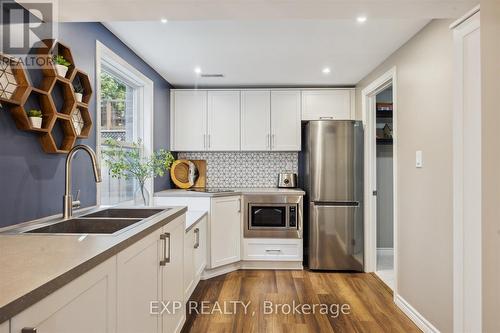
[243,239,302,261]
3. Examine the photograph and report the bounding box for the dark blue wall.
[0,22,172,228]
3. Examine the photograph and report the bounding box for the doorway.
[361,67,398,293]
[374,86,394,289]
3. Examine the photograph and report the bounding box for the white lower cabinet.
[183,216,207,301]
[210,196,242,268]
[193,217,207,281]
[161,218,185,333]
[10,258,117,333]
[243,238,303,261]
[116,215,185,333]
[117,228,162,333]
[0,321,7,333]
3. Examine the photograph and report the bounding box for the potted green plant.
[73,76,84,102]
[53,55,71,77]
[102,139,175,206]
[27,109,43,129]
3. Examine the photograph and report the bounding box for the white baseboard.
[394,294,440,333]
[201,261,303,280]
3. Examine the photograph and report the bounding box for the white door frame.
[361,67,398,293]
[450,7,481,333]
[95,41,155,206]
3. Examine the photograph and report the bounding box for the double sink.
[20,208,167,235]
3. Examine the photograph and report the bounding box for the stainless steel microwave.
[243,194,303,239]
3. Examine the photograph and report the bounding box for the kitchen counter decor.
[0,39,93,153]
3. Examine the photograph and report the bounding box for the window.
[96,42,154,206]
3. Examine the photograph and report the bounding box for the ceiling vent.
[200,74,224,78]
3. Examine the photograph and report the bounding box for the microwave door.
[250,206,287,228]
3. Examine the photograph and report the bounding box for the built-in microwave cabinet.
[301,89,355,120]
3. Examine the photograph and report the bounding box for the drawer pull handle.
[319,116,334,120]
[160,232,171,266]
[22,329,37,333]
[265,249,282,253]
[194,228,200,249]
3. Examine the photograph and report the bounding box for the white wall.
[356,20,454,331]
[480,1,500,332]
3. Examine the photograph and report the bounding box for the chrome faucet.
[63,145,102,219]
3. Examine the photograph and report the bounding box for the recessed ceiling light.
[322,67,331,74]
[194,67,202,74]
[160,18,168,24]
[357,16,367,23]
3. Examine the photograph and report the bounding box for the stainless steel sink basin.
[24,218,143,235]
[82,208,166,219]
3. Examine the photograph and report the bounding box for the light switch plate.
[416,150,423,168]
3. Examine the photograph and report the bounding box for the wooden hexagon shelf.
[40,115,77,153]
[1,39,93,154]
[37,39,76,80]
[49,77,76,115]
[71,69,92,105]
[0,54,30,106]
[72,104,92,138]
[10,88,56,132]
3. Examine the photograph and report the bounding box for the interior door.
[271,90,301,151]
[207,91,241,151]
[241,90,271,151]
[309,203,363,271]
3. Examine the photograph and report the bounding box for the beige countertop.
[155,187,306,197]
[0,205,187,324]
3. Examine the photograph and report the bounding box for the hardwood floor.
[182,270,420,333]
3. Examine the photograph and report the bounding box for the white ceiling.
[52,0,475,87]
[57,0,476,22]
[105,19,430,87]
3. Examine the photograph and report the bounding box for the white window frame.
[95,41,154,206]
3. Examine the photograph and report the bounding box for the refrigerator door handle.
[312,201,360,207]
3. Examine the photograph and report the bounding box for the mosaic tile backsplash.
[177,152,298,188]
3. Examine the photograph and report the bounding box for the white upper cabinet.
[207,91,241,151]
[241,90,271,151]
[301,89,355,120]
[171,88,348,151]
[271,90,301,151]
[171,90,207,151]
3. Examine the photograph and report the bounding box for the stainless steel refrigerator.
[304,120,364,271]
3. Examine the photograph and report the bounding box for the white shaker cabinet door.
[171,90,207,151]
[210,196,242,268]
[271,90,301,151]
[161,216,186,333]
[301,89,354,120]
[207,91,241,151]
[241,90,271,151]
[116,228,162,333]
[10,258,117,333]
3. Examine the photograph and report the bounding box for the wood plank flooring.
[182,270,420,333]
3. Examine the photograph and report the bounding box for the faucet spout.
[63,145,102,219]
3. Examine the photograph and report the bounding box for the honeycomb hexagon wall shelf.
[0,39,93,154]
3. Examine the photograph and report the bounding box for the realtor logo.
[1,0,57,55]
